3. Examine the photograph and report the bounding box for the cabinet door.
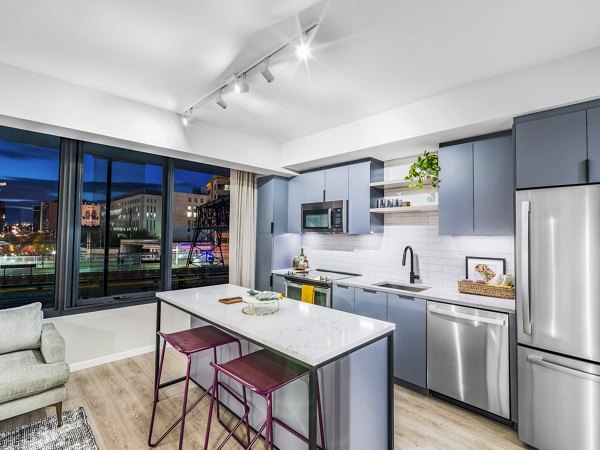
[272,274,285,295]
[348,162,382,234]
[515,110,587,189]
[302,171,326,203]
[387,294,427,388]
[271,177,289,234]
[287,176,303,233]
[325,166,349,201]
[473,135,514,235]
[256,177,274,234]
[255,233,273,291]
[332,284,355,313]
[439,143,474,235]
[354,288,387,321]
[587,107,600,183]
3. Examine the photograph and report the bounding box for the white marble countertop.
[156,284,395,367]
[334,277,515,313]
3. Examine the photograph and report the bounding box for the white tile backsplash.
[302,212,514,288]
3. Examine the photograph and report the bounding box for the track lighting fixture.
[181,108,193,125]
[216,90,227,109]
[260,58,274,83]
[234,73,249,94]
[183,21,319,114]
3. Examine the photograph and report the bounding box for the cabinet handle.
[363,289,377,294]
[336,284,349,289]
[391,293,415,301]
[585,158,590,183]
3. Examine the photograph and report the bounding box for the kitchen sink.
[373,282,429,292]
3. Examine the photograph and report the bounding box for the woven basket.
[458,280,515,299]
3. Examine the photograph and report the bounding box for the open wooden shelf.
[370,204,438,214]
[370,179,432,190]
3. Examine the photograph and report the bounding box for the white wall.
[281,45,600,170]
[0,62,291,176]
[46,302,189,371]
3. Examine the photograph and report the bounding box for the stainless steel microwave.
[301,200,347,233]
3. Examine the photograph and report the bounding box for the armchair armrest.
[40,323,66,364]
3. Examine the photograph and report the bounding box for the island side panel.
[349,338,389,450]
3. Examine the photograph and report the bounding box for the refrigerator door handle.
[527,354,600,383]
[520,200,532,335]
[428,305,507,326]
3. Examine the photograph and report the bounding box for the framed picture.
[465,256,506,282]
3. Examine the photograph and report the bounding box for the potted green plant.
[404,150,440,189]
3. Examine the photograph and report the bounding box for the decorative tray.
[458,280,515,299]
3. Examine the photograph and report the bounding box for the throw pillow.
[0,302,43,354]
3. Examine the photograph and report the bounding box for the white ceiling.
[1,0,600,144]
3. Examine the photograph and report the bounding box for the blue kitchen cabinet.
[473,135,514,235]
[272,274,285,296]
[587,106,600,183]
[256,176,300,290]
[325,166,349,201]
[348,161,383,234]
[515,110,587,189]
[287,175,303,233]
[387,293,427,389]
[354,287,387,321]
[439,142,474,235]
[332,283,355,313]
[302,171,326,203]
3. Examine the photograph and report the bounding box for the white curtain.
[229,169,257,288]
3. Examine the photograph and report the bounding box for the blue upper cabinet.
[439,142,475,236]
[348,161,383,234]
[587,107,600,184]
[302,171,326,203]
[287,175,303,233]
[515,110,587,189]
[439,134,514,236]
[473,135,514,235]
[325,166,349,201]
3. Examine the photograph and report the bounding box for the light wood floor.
[0,350,527,449]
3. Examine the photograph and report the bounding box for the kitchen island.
[156,284,395,450]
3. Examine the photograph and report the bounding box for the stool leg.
[148,339,167,447]
[265,394,273,450]
[178,354,192,450]
[316,376,326,450]
[203,368,219,450]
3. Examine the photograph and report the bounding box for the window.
[172,167,229,290]
[75,144,163,307]
[0,125,60,309]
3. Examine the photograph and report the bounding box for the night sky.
[0,139,217,224]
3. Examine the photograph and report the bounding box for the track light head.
[234,73,249,94]
[296,32,312,60]
[260,59,275,83]
[182,108,193,125]
[216,90,227,109]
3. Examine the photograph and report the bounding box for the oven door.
[284,280,331,308]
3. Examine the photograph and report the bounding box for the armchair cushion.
[0,302,42,355]
[0,349,69,404]
[40,323,65,364]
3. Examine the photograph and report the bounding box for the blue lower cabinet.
[332,284,355,313]
[354,288,387,321]
[387,294,427,388]
[272,274,285,296]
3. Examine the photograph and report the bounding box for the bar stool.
[148,326,247,450]
[204,349,326,450]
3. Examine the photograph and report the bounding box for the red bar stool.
[204,349,326,450]
[148,326,249,450]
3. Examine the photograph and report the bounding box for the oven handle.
[284,281,305,290]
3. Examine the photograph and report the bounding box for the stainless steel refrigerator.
[516,185,600,450]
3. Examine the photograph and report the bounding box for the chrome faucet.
[402,245,420,284]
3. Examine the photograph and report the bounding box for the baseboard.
[69,344,155,372]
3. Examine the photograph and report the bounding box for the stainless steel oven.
[284,280,331,308]
[301,200,346,233]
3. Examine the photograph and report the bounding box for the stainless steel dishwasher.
[427,301,510,419]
